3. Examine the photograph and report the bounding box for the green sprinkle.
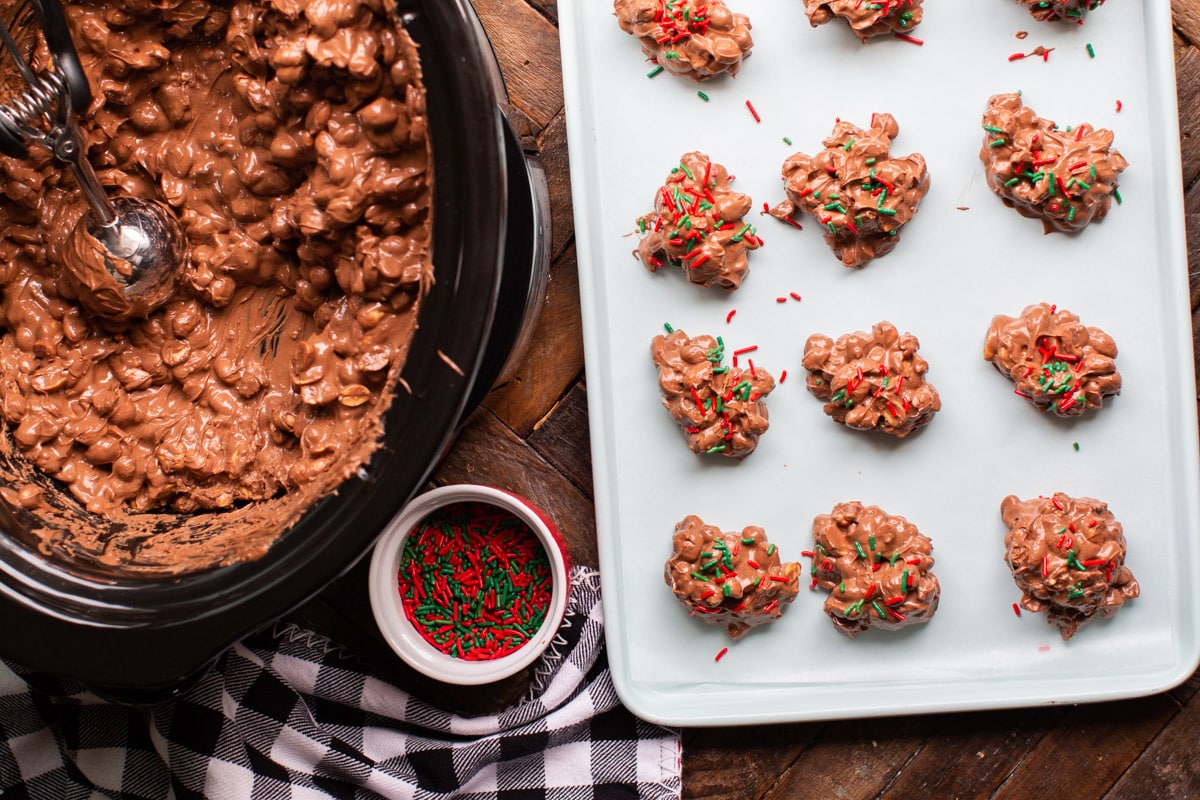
[1073,442,1080,452]
[1004,177,1020,188]
[983,125,1003,134]
[872,601,887,619]
[1113,189,1123,204]
[647,65,664,78]
[690,572,706,580]
[663,322,674,333]
[679,163,694,180]
[890,551,901,566]
[838,582,846,593]
[865,157,876,165]
[843,138,855,151]
[854,542,867,559]
[869,535,876,551]
[989,139,1006,148]
[742,536,756,545]
[705,444,726,454]
[1086,43,1095,58]
[783,136,793,145]
[767,543,776,556]
[877,206,897,216]
[722,582,732,597]
[697,90,710,102]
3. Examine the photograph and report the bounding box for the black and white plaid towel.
[0,567,681,800]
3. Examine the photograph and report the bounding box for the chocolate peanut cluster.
[665,515,801,638]
[984,303,1120,417]
[636,152,760,290]
[810,502,939,638]
[803,0,923,42]
[651,328,775,458]
[770,114,928,267]
[981,93,1127,234]
[1016,0,1106,23]
[1002,493,1139,640]
[802,321,940,437]
[614,0,754,81]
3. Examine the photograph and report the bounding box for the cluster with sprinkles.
[651,327,775,459]
[614,0,754,81]
[664,515,801,638]
[636,152,761,290]
[1002,492,1139,640]
[802,0,923,42]
[770,113,929,268]
[809,502,940,638]
[1016,0,1106,24]
[802,321,941,438]
[984,302,1122,418]
[980,93,1127,234]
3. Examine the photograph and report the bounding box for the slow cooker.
[0,0,550,701]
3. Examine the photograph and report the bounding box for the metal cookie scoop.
[0,0,184,321]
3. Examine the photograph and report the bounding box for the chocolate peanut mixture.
[802,0,923,42]
[636,152,759,290]
[613,0,753,82]
[651,328,774,459]
[981,93,1126,234]
[770,114,928,268]
[984,303,1120,417]
[810,501,939,638]
[1002,492,1139,640]
[1016,0,1106,23]
[664,514,801,639]
[802,321,940,437]
[0,0,430,573]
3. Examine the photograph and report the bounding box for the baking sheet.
[559,0,1200,725]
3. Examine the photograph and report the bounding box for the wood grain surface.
[290,2,1200,796]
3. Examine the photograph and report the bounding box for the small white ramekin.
[368,483,572,685]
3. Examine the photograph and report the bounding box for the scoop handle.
[29,0,89,114]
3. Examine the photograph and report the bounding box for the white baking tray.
[559,0,1200,725]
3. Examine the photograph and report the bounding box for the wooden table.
[291,2,1200,796]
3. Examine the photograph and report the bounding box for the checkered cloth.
[0,567,681,800]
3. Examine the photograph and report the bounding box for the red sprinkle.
[715,647,729,662]
[726,308,737,324]
[745,99,761,122]
[1012,602,1022,617]
[779,369,787,383]
[1116,99,1123,112]
[789,292,803,301]
[776,296,788,303]
[894,33,923,45]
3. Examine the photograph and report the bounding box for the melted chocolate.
[0,0,430,574]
